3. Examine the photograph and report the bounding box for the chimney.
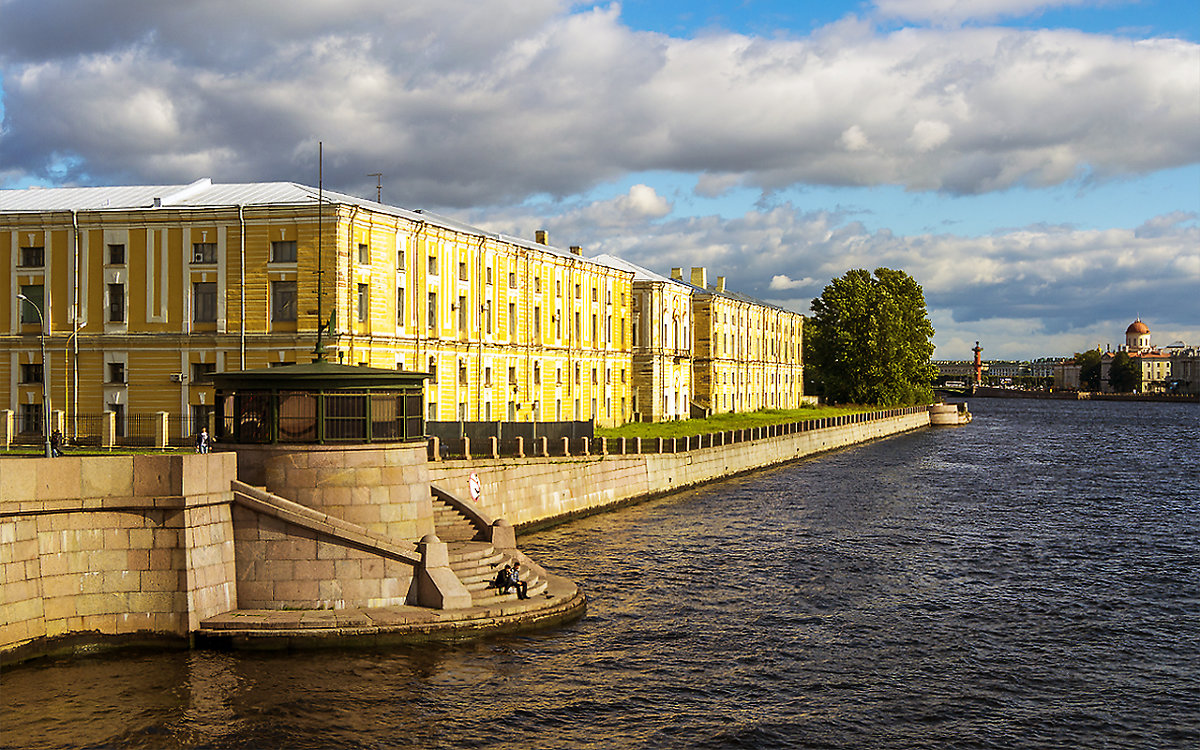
[569,245,582,255]
[670,268,683,281]
[716,276,726,292]
[535,230,548,245]
[690,267,707,289]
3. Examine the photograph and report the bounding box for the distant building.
[1099,319,1175,393]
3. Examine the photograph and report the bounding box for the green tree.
[1074,349,1102,391]
[807,268,937,406]
[1108,351,1140,392]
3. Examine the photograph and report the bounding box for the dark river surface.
[3,398,1198,749]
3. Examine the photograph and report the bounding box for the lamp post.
[16,293,53,457]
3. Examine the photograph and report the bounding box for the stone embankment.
[2,404,953,662]
[428,406,936,529]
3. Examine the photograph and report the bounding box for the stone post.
[428,436,441,461]
[414,534,472,610]
[0,409,13,449]
[537,436,548,457]
[155,411,170,450]
[488,519,517,550]
[561,436,570,456]
[581,437,590,456]
[516,436,525,458]
[599,437,607,455]
[462,436,471,460]
[489,435,499,459]
[102,411,117,449]
[656,437,664,453]
[634,437,641,454]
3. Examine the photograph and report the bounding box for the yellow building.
[592,254,694,421]
[1,179,634,443]
[678,268,804,414]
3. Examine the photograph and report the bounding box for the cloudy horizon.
[2,0,1196,360]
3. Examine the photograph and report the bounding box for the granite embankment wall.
[428,408,932,528]
[0,454,239,661]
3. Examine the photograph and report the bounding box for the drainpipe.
[239,204,246,369]
[71,210,81,440]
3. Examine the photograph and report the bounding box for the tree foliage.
[1108,351,1140,393]
[1074,349,1102,391]
[807,268,937,406]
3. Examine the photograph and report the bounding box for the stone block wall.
[232,505,414,609]
[0,454,238,661]
[429,411,931,528]
[234,443,434,544]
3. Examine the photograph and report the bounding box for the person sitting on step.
[491,564,513,593]
[509,562,529,600]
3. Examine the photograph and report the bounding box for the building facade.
[2,180,635,440]
[592,254,694,422]
[679,268,805,415]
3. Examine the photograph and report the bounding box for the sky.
[1,0,1197,361]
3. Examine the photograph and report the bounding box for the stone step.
[471,578,549,606]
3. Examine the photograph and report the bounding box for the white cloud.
[769,274,820,291]
[0,1,1195,204]
[873,0,1098,25]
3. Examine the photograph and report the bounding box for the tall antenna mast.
[368,172,383,203]
[314,141,328,361]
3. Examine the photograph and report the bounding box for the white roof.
[590,253,692,288]
[0,178,631,271]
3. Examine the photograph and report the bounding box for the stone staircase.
[448,541,549,606]
[432,495,481,542]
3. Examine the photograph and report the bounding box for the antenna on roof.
[368,173,383,203]
[315,141,328,362]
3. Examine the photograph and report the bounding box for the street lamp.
[16,293,53,457]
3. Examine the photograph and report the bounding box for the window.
[534,362,541,386]
[535,276,541,294]
[534,306,541,340]
[358,243,370,264]
[429,356,438,383]
[18,404,42,435]
[555,309,562,339]
[592,367,598,385]
[191,362,216,383]
[428,252,438,276]
[592,314,597,343]
[458,295,467,333]
[459,261,468,281]
[556,280,562,297]
[193,242,217,264]
[556,367,563,385]
[107,362,125,384]
[485,300,492,334]
[19,246,44,267]
[396,287,406,326]
[357,283,370,323]
[486,267,492,285]
[508,303,517,341]
[458,361,468,386]
[108,244,126,265]
[427,402,438,421]
[18,285,44,324]
[19,363,43,384]
[193,282,217,323]
[606,367,612,384]
[592,286,597,302]
[428,292,438,332]
[271,240,297,263]
[509,272,517,289]
[484,366,493,387]
[397,248,406,270]
[108,403,125,438]
[271,280,297,322]
[508,366,517,388]
[575,283,581,298]
[107,284,125,323]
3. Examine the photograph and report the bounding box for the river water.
[3,398,1198,749]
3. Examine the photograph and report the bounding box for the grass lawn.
[595,404,890,439]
